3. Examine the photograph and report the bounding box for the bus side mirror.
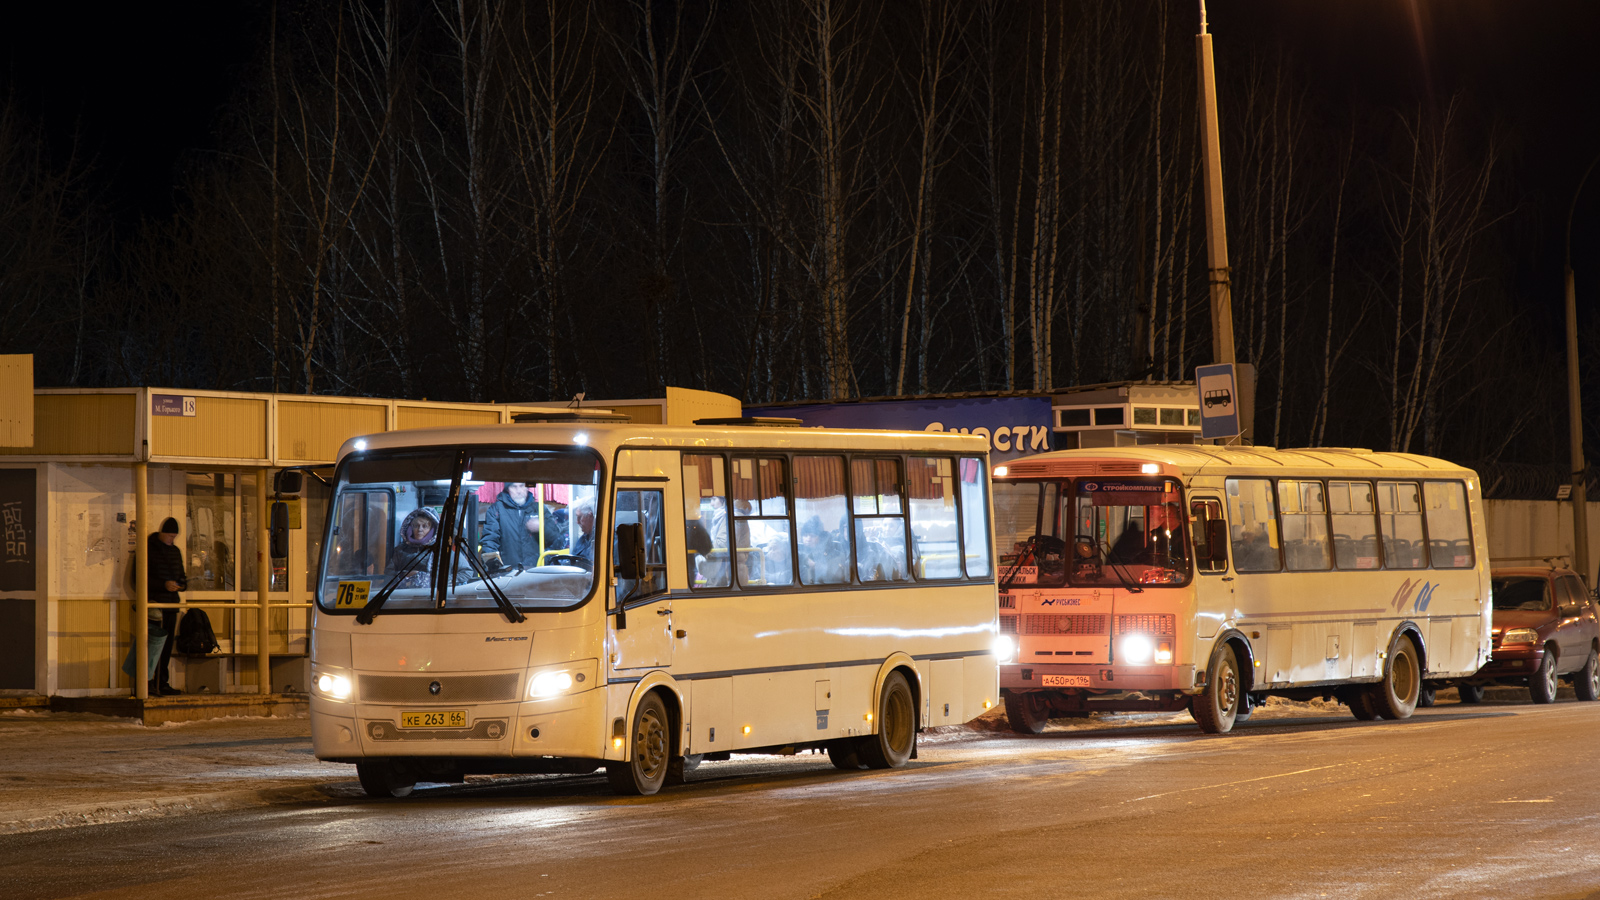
[273,470,303,495]
[270,501,290,558]
[615,523,645,581]
[1205,520,1229,563]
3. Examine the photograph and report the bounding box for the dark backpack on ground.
[175,609,220,655]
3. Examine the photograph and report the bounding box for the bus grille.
[1021,614,1108,635]
[1116,614,1175,635]
[359,673,521,704]
[998,616,1019,634]
[997,593,1016,609]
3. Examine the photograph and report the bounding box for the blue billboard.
[744,396,1054,462]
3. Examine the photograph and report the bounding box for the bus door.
[611,486,672,669]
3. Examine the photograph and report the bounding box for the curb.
[0,783,342,837]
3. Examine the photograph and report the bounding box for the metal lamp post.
[1566,155,1599,585]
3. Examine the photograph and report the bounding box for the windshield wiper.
[453,537,526,624]
[355,548,430,625]
[1000,535,1039,590]
[1098,538,1145,594]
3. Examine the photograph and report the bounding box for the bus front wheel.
[356,761,416,798]
[859,671,916,769]
[1193,645,1241,734]
[607,692,672,796]
[1003,691,1052,735]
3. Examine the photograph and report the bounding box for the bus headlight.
[994,634,1017,664]
[314,671,352,700]
[1120,633,1154,665]
[1155,641,1173,664]
[529,670,576,698]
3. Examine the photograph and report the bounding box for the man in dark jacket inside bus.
[148,517,188,695]
[481,483,566,571]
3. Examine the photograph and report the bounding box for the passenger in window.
[391,507,440,588]
[1234,524,1276,571]
[1108,506,1182,567]
[482,482,565,571]
[799,516,848,584]
[569,498,597,563]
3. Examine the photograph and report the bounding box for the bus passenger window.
[732,457,794,587]
[908,457,961,579]
[1277,480,1332,571]
[1224,478,1281,573]
[795,456,850,585]
[1377,481,1428,569]
[852,458,911,583]
[1423,482,1473,568]
[682,455,730,588]
[1329,481,1380,569]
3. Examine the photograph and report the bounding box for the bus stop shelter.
[0,385,735,718]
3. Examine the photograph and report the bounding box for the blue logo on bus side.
[1390,578,1435,613]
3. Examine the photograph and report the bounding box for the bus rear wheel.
[1370,636,1420,720]
[1457,683,1485,704]
[1003,691,1052,735]
[356,761,415,798]
[1193,644,1241,734]
[827,740,865,770]
[606,692,671,796]
[858,672,916,769]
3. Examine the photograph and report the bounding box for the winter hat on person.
[160,517,180,534]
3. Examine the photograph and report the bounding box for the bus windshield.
[1072,477,1189,586]
[993,476,1190,588]
[993,480,1066,587]
[318,447,602,615]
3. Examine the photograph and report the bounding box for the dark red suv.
[1458,566,1600,704]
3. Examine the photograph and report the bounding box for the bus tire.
[1003,691,1051,735]
[827,740,865,770]
[1347,686,1380,720]
[859,671,916,769]
[606,692,671,795]
[1529,649,1559,705]
[357,761,415,798]
[1575,648,1600,701]
[1417,684,1437,708]
[1193,644,1241,734]
[1371,636,1421,720]
[1457,683,1485,704]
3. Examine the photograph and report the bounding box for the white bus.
[308,413,999,795]
[990,445,1491,733]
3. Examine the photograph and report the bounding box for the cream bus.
[308,413,999,796]
[990,445,1491,734]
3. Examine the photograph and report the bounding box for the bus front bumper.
[1002,663,1196,693]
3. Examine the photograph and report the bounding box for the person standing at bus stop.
[148,517,187,695]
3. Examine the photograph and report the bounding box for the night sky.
[4,0,1600,361]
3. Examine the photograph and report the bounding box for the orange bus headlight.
[1155,641,1173,665]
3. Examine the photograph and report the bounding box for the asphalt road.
[6,697,1600,900]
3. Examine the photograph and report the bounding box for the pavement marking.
[1122,764,1342,804]
[1492,798,1554,803]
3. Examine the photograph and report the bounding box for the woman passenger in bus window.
[390,507,440,588]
